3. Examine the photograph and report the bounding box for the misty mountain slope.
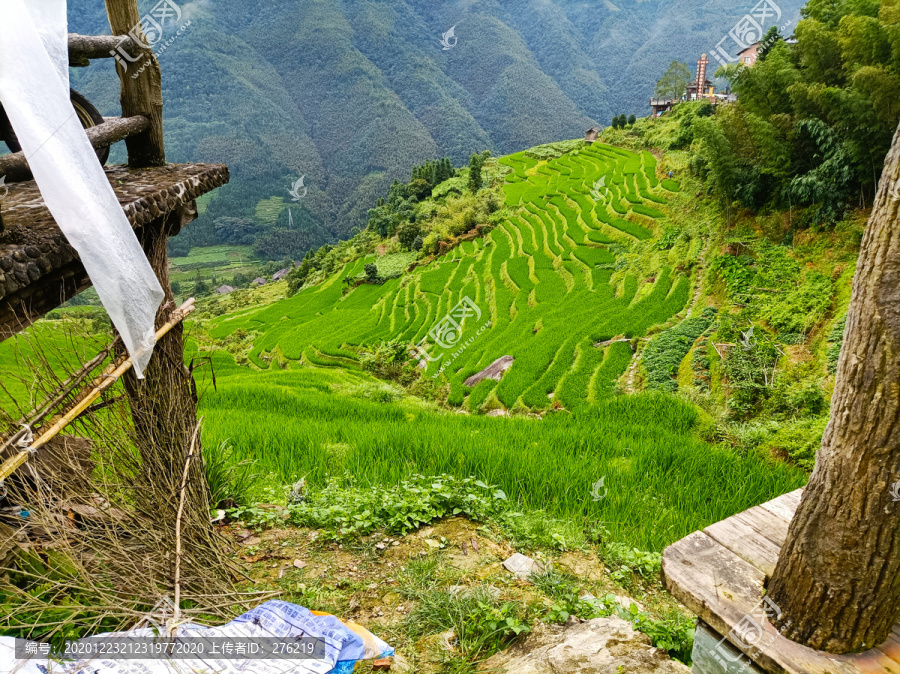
[66,0,805,247]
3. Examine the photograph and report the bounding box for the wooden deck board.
[663,489,900,673]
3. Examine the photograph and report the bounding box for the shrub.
[285,474,510,538]
[364,263,379,283]
[397,221,421,250]
[643,310,717,392]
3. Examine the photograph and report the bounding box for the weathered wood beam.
[104,0,165,168]
[67,33,135,66]
[0,163,228,338]
[0,116,150,182]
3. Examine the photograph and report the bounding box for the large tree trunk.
[766,121,900,653]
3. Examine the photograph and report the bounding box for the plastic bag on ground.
[0,600,394,673]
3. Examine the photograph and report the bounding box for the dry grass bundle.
[0,315,270,646]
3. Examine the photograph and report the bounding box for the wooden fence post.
[104,0,165,167]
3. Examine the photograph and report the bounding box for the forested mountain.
[67,0,805,250]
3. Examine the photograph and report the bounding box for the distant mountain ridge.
[66,0,805,248]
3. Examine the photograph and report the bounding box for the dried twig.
[172,421,201,636]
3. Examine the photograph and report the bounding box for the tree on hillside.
[397,221,421,250]
[767,120,900,653]
[364,263,379,283]
[655,61,692,101]
[758,25,782,60]
[468,153,484,193]
[628,114,636,125]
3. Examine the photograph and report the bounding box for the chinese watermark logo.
[109,0,192,77]
[440,26,458,50]
[410,296,490,377]
[590,477,608,501]
[740,326,756,350]
[712,596,788,669]
[711,0,789,68]
[890,480,900,502]
[590,176,607,201]
[289,175,308,201]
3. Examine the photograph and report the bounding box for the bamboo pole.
[0,299,195,484]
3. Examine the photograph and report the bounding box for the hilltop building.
[252,277,267,286]
[686,54,715,101]
[216,285,235,295]
[649,53,737,117]
[737,42,760,66]
[584,127,601,144]
[273,268,291,281]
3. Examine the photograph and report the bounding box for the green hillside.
[65,0,807,247]
[204,142,694,413]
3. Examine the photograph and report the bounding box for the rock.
[486,409,510,417]
[438,629,457,652]
[372,658,392,671]
[448,585,501,599]
[614,594,644,612]
[391,654,412,672]
[502,553,543,579]
[477,616,690,673]
[464,356,514,387]
[376,542,387,550]
[293,559,307,569]
[424,539,441,548]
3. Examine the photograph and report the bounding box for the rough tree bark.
[766,120,900,653]
[116,206,215,588]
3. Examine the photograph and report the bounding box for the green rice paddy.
[206,144,688,413]
[0,142,807,553]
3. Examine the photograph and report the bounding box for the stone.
[464,356,514,387]
[614,594,644,612]
[502,552,543,579]
[477,616,691,673]
[448,585,501,599]
[293,559,307,569]
[372,658,392,671]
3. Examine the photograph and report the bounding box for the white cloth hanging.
[0,0,164,377]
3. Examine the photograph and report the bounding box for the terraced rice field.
[208,144,685,413]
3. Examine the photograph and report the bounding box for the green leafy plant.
[284,475,509,539]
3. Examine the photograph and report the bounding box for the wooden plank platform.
[662,489,900,673]
[0,163,228,337]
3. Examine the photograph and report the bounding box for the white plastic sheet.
[0,0,164,377]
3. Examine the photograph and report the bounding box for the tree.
[628,114,636,125]
[758,25,782,60]
[364,263,379,283]
[767,120,900,653]
[468,153,484,193]
[408,178,432,202]
[412,235,423,252]
[655,61,692,101]
[397,221,421,250]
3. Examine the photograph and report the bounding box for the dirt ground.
[222,515,688,672]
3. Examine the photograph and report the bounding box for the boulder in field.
[464,356,514,387]
[478,616,690,673]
